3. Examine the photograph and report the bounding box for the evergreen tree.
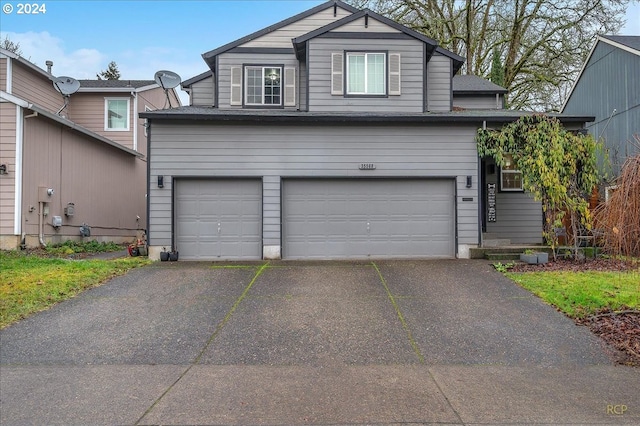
[490,48,504,87]
[97,61,121,80]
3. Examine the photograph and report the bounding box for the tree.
[347,0,630,111]
[476,115,601,258]
[96,61,121,80]
[1,35,22,55]
[489,48,504,88]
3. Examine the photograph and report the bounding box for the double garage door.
[175,178,455,260]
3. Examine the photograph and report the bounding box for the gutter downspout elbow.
[39,201,46,248]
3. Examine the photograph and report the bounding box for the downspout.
[38,201,46,247]
[132,91,138,151]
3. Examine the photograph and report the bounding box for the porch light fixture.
[157,175,164,188]
[0,164,6,175]
[466,176,472,188]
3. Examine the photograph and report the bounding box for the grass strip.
[0,251,150,328]
[372,262,425,364]
[507,270,640,319]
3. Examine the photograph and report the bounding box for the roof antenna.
[52,76,81,117]
[154,70,181,109]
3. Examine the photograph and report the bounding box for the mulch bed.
[508,257,640,366]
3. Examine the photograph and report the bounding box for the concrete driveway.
[1,260,638,425]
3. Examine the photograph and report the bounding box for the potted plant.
[160,247,170,262]
[536,251,549,264]
[520,249,538,264]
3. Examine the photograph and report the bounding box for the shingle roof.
[453,75,508,94]
[600,35,640,53]
[77,80,156,88]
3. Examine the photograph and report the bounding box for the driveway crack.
[372,262,425,364]
[134,261,270,425]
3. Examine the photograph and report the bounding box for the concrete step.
[485,253,522,261]
[483,239,512,247]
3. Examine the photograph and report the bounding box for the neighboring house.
[142,0,593,261]
[0,47,180,249]
[562,35,640,190]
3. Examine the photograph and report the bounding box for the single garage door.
[175,179,262,260]
[283,179,455,259]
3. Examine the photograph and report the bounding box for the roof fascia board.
[141,110,594,125]
[201,0,359,69]
[1,90,30,107]
[182,70,213,88]
[0,47,53,80]
[599,35,640,56]
[28,104,142,157]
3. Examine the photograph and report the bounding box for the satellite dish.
[154,70,181,108]
[154,70,181,89]
[52,76,81,96]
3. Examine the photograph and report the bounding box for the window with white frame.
[347,52,386,95]
[245,66,282,106]
[500,154,523,191]
[105,98,130,131]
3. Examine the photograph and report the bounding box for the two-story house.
[0,47,180,249]
[142,0,593,261]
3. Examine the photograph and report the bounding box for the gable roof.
[291,8,464,73]
[201,0,359,70]
[453,75,507,94]
[561,34,640,111]
[182,71,213,88]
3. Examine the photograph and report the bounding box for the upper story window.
[105,98,130,131]
[245,66,282,106]
[500,154,523,191]
[331,52,400,97]
[346,52,386,95]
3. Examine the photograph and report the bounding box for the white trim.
[14,105,23,235]
[0,91,29,107]
[599,36,640,57]
[144,105,152,137]
[244,66,283,106]
[133,93,138,150]
[5,56,12,94]
[104,97,130,131]
[346,52,386,95]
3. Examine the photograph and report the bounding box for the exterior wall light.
[0,164,6,175]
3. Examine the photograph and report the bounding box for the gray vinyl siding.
[239,6,352,49]
[427,54,452,112]
[484,158,543,244]
[307,38,425,113]
[190,75,215,106]
[148,122,480,249]
[217,52,299,109]
[453,95,503,110]
[563,42,640,176]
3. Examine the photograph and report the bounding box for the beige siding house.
[0,48,180,249]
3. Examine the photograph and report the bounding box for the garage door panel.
[283,179,454,259]
[176,179,262,260]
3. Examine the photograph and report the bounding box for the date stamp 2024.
[2,2,47,15]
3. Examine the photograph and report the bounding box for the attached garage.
[282,179,455,259]
[175,179,262,260]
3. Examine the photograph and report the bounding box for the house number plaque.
[359,163,376,170]
[487,183,497,222]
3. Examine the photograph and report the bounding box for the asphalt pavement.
[1,259,638,425]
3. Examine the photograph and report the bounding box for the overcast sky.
[2,0,639,104]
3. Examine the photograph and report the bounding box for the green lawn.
[0,250,150,328]
[506,269,640,319]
